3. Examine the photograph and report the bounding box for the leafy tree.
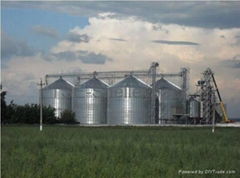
[2,101,57,124]
[5,101,17,123]
[1,91,7,123]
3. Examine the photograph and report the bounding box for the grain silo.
[42,77,73,118]
[189,97,200,119]
[156,78,185,124]
[107,75,152,125]
[72,77,108,124]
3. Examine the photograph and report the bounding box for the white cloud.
[52,15,240,65]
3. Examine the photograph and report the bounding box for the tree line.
[1,91,76,124]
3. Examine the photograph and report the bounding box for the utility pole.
[38,79,45,131]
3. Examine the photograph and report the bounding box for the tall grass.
[1,126,239,178]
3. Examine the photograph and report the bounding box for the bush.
[59,110,76,124]
[43,106,58,124]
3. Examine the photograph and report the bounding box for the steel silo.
[72,77,108,124]
[189,98,200,118]
[42,77,73,118]
[107,75,152,125]
[156,78,185,124]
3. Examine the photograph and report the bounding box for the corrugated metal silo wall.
[42,89,72,118]
[189,99,200,118]
[158,89,186,124]
[72,88,107,124]
[107,87,152,125]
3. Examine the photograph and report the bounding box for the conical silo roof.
[79,77,109,89]
[44,77,73,90]
[156,78,181,91]
[111,75,151,88]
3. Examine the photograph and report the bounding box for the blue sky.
[1,1,240,118]
[2,7,88,53]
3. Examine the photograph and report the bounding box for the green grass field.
[1,126,240,178]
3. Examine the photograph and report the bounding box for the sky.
[1,1,240,118]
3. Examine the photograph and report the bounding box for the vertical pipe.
[158,91,161,124]
[45,75,48,86]
[212,94,216,133]
[151,68,156,124]
[181,68,187,92]
[181,68,188,114]
[150,62,159,124]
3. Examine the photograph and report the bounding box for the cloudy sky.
[1,1,240,118]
